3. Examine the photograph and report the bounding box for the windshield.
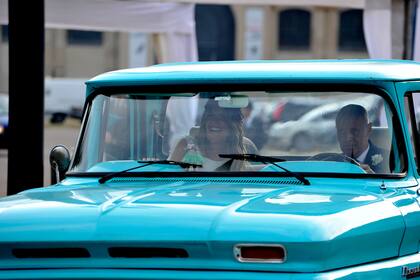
[70,90,404,176]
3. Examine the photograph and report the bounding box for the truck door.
[396,82,420,182]
[395,81,420,256]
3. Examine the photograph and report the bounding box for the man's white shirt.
[356,144,370,163]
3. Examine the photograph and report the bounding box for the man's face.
[336,116,371,158]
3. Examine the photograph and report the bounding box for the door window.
[404,93,420,171]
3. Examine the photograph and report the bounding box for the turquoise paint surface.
[86,60,420,97]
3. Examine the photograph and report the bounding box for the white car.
[44,78,86,123]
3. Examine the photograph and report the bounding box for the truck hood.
[0,178,406,272]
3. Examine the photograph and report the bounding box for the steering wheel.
[306,152,361,167]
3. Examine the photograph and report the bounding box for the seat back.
[370,127,391,150]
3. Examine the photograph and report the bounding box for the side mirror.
[49,145,71,184]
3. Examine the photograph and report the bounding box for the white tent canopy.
[1,0,200,63]
[0,0,195,33]
[0,0,365,30]
[0,0,399,61]
[1,0,198,63]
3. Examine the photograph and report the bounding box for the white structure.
[0,0,198,63]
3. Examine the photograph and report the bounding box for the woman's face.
[205,113,230,145]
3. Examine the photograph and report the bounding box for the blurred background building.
[0,5,369,93]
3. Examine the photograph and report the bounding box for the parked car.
[0,93,8,149]
[1,60,420,279]
[44,77,86,123]
[269,97,327,124]
[268,95,382,151]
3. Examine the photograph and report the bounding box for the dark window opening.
[67,30,103,46]
[195,4,235,61]
[338,9,366,51]
[278,9,311,50]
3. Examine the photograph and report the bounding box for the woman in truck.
[170,99,257,171]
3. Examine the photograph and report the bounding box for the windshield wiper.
[218,153,310,185]
[98,160,202,184]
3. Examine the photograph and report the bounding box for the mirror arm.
[50,161,61,185]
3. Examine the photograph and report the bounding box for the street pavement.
[0,120,81,196]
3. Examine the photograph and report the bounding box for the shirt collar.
[356,144,370,163]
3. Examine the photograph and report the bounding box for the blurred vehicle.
[270,97,327,123]
[45,77,86,123]
[0,94,8,149]
[268,95,382,151]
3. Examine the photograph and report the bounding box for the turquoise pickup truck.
[1,60,420,279]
